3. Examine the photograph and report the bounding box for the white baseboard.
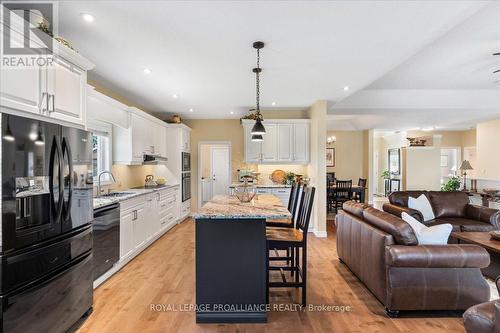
[313,230,328,238]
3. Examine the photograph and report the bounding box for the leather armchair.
[464,277,500,333]
[467,204,500,229]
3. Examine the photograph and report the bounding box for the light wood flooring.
[77,219,466,333]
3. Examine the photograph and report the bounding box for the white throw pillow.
[408,194,435,222]
[401,212,452,245]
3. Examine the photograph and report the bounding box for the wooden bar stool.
[267,183,303,228]
[266,186,315,306]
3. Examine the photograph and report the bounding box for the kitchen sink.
[99,191,135,198]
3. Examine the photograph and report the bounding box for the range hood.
[143,154,168,165]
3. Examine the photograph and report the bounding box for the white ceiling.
[331,1,500,131]
[56,1,489,120]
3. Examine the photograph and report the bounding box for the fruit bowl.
[233,184,257,203]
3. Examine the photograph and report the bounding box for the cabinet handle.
[51,94,55,113]
[47,94,54,113]
[40,92,48,114]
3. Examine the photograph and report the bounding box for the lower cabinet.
[119,187,180,261]
[232,187,291,207]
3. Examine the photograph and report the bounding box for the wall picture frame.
[326,148,335,167]
[388,148,400,176]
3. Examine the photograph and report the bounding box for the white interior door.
[211,147,230,197]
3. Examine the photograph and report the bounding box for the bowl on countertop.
[233,183,257,203]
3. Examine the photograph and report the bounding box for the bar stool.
[266,186,315,306]
[267,182,303,228]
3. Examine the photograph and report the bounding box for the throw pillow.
[408,194,435,222]
[401,212,452,245]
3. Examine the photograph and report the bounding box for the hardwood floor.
[78,219,466,333]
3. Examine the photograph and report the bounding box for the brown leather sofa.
[336,201,491,316]
[383,191,500,232]
[463,278,500,333]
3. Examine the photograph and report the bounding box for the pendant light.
[3,115,15,142]
[251,41,266,139]
[251,134,263,142]
[34,122,44,146]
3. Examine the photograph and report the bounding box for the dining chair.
[266,183,303,228]
[353,178,367,202]
[333,180,352,212]
[327,179,336,213]
[266,186,315,306]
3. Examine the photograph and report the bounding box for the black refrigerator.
[0,113,94,333]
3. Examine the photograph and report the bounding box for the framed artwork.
[388,148,400,176]
[440,155,448,167]
[326,148,335,167]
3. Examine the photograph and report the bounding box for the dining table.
[328,184,367,203]
[193,194,291,324]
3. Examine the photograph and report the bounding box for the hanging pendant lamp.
[251,41,266,139]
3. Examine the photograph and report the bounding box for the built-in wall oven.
[182,152,190,172]
[1,113,94,333]
[182,173,191,202]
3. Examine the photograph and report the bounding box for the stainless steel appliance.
[182,173,191,202]
[1,113,93,333]
[182,152,190,172]
[93,203,120,280]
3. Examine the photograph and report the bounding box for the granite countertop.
[229,183,292,188]
[194,194,292,219]
[93,184,179,209]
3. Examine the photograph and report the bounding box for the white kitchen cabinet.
[277,124,293,161]
[261,124,277,161]
[114,109,169,164]
[243,119,310,164]
[181,128,190,152]
[120,210,135,258]
[132,202,148,248]
[86,86,129,128]
[46,56,86,125]
[272,188,292,206]
[293,123,310,163]
[0,17,94,126]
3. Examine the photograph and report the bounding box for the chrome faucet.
[97,171,117,197]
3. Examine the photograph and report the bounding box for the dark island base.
[195,218,267,323]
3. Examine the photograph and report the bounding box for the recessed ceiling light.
[81,13,95,23]
[189,108,193,112]
[172,94,178,99]
[271,102,276,106]
[143,68,151,74]
[230,111,234,115]
[343,86,350,91]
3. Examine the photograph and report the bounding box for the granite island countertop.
[229,183,292,188]
[93,184,179,209]
[194,194,291,219]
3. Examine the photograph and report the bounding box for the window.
[89,120,113,184]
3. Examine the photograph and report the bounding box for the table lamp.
[459,160,473,191]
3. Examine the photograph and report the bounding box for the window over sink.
[88,120,113,183]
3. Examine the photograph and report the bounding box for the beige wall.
[307,101,327,236]
[403,147,441,190]
[477,119,500,180]
[183,119,254,211]
[326,130,367,182]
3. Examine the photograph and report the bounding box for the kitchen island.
[194,194,291,323]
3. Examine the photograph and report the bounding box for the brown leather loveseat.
[383,191,500,232]
[336,201,491,316]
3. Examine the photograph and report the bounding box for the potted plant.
[381,170,390,179]
[441,176,461,192]
[283,172,296,185]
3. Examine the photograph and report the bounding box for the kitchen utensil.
[144,175,157,187]
[233,183,256,203]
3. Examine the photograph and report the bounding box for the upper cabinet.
[243,119,310,164]
[0,18,94,127]
[181,128,190,152]
[113,108,169,165]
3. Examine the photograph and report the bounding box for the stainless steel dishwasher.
[93,203,120,280]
